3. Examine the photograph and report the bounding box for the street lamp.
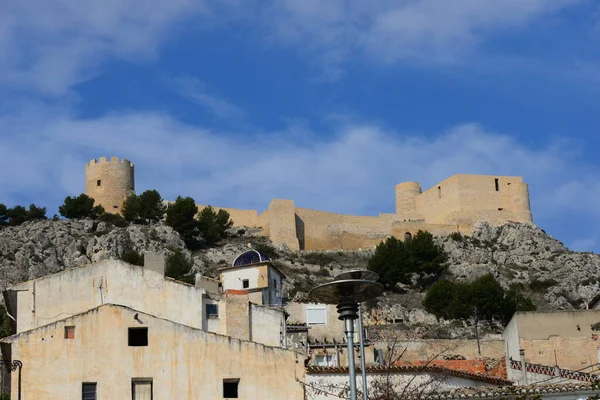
[309,271,383,400]
[334,270,379,400]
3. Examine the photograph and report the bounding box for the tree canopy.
[423,274,536,324]
[197,206,233,244]
[368,231,447,288]
[122,190,166,223]
[165,196,200,246]
[166,248,194,284]
[0,203,47,226]
[59,194,105,219]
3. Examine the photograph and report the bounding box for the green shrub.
[166,248,194,284]
[449,232,464,242]
[303,252,336,266]
[197,206,233,244]
[122,190,166,223]
[165,196,200,248]
[59,194,104,219]
[253,242,279,259]
[316,267,331,277]
[120,250,144,266]
[98,212,128,227]
[368,231,447,289]
[0,203,47,226]
[423,274,536,324]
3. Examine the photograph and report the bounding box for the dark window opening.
[128,327,148,347]
[82,382,97,400]
[223,379,240,398]
[113,205,119,209]
[498,208,504,211]
[437,186,442,199]
[96,180,101,187]
[65,326,75,339]
[273,279,277,289]
[404,232,412,242]
[242,279,249,289]
[206,304,219,318]
[495,178,499,192]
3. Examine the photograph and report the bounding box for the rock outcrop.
[0,219,185,287]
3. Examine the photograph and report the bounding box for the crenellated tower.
[85,157,135,214]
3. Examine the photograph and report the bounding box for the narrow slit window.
[242,279,249,289]
[128,327,148,347]
[437,186,442,199]
[223,379,240,398]
[65,326,75,339]
[82,382,97,400]
[495,178,499,191]
[96,180,101,187]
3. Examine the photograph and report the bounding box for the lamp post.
[334,270,379,400]
[309,271,382,400]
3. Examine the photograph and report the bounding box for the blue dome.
[232,250,271,267]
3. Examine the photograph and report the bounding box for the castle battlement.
[86,157,134,168]
[84,158,533,251]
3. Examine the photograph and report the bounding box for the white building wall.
[12,260,206,333]
[221,268,260,291]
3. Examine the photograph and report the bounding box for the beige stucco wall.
[250,303,284,347]
[85,157,134,214]
[196,204,263,229]
[286,302,346,341]
[4,305,304,400]
[504,311,600,372]
[12,259,206,333]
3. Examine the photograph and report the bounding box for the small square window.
[206,304,219,318]
[128,327,148,347]
[242,279,249,289]
[65,326,75,339]
[96,180,101,187]
[223,378,239,398]
[132,379,152,400]
[82,382,97,400]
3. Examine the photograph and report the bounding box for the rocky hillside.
[1,219,599,326]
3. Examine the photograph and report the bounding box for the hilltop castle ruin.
[85,157,532,251]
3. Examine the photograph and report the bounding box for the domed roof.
[232,250,271,267]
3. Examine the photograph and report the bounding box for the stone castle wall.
[85,159,532,250]
[85,157,134,214]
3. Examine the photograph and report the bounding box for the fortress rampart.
[85,157,135,214]
[85,158,532,251]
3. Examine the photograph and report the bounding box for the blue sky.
[1,0,600,251]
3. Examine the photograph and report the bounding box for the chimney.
[144,252,165,276]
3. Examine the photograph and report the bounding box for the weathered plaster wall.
[378,339,505,362]
[12,259,206,333]
[268,199,300,250]
[5,305,304,400]
[286,302,347,341]
[250,303,284,347]
[196,204,262,229]
[504,311,600,373]
[85,157,134,214]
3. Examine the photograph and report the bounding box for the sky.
[1,0,600,252]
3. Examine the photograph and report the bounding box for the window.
[113,205,119,209]
[132,379,152,400]
[242,279,249,289]
[206,304,219,318]
[315,354,336,367]
[128,327,148,347]
[273,279,277,289]
[404,232,412,242]
[223,378,239,398]
[437,186,442,199]
[82,382,97,400]
[65,326,75,339]
[96,180,101,187]
[306,304,327,325]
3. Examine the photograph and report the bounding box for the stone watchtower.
[85,157,135,214]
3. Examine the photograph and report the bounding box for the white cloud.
[1,106,600,251]
[169,76,245,120]
[0,0,589,94]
